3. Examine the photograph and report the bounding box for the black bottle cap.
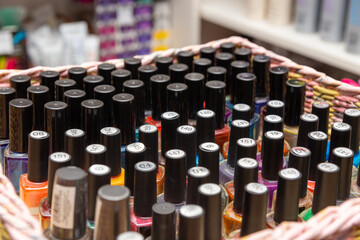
[40,71,59,100]
[234,73,256,118]
[164,149,187,203]
[193,59,212,83]
[169,63,188,83]
[232,104,251,122]
[9,99,33,152]
[288,147,311,198]
[0,87,16,139]
[138,65,158,110]
[215,52,233,81]
[167,83,188,124]
[274,168,302,223]
[177,51,194,71]
[88,164,111,221]
[83,75,104,99]
[155,57,173,75]
[234,47,251,62]
[332,147,354,200]
[86,144,107,167]
[100,127,122,176]
[187,166,210,204]
[50,166,87,239]
[185,73,205,119]
[343,108,360,154]
[139,125,158,166]
[196,109,215,147]
[94,185,131,239]
[64,89,86,129]
[178,205,204,240]
[297,113,319,147]
[118,232,144,240]
[68,67,87,89]
[123,80,145,127]
[125,142,146,195]
[94,85,116,127]
[198,142,220,184]
[124,57,141,79]
[263,115,283,136]
[241,183,268,237]
[269,66,288,102]
[284,79,306,126]
[47,152,71,204]
[231,61,250,103]
[10,75,31,98]
[113,93,135,145]
[312,163,339,214]
[81,99,104,145]
[312,101,330,134]
[151,202,176,240]
[205,80,226,129]
[177,125,197,170]
[227,120,250,167]
[236,138,257,160]
[27,85,50,131]
[55,79,76,101]
[134,161,157,217]
[98,63,116,85]
[329,122,351,161]
[307,131,328,181]
[27,131,50,182]
[261,131,284,181]
[220,42,236,53]
[111,69,132,93]
[161,111,180,157]
[150,74,170,120]
[207,66,226,82]
[198,183,222,240]
[200,46,216,63]
[65,129,86,169]
[252,55,270,97]
[233,158,258,213]
[266,100,285,119]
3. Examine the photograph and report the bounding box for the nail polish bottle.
[177,125,197,170]
[4,98,33,192]
[98,63,116,85]
[27,85,50,131]
[118,232,144,240]
[223,158,258,236]
[169,63,188,83]
[83,75,104,99]
[10,75,31,98]
[0,87,15,167]
[145,75,171,129]
[193,59,211,82]
[44,166,88,239]
[86,144,107,170]
[124,57,141,79]
[207,66,226,83]
[64,129,85,169]
[39,152,71,230]
[266,168,302,228]
[200,46,216,64]
[329,122,351,161]
[219,119,250,185]
[94,185,131,239]
[343,108,360,155]
[187,166,210,204]
[258,130,284,209]
[300,162,339,221]
[94,85,116,127]
[230,103,251,123]
[123,80,145,128]
[312,101,330,135]
[113,93,135,146]
[252,55,270,113]
[266,100,285,118]
[307,131,328,193]
[64,89,86,129]
[100,127,125,186]
[155,57,173,75]
[184,73,204,124]
[196,109,215,148]
[296,113,319,147]
[160,112,180,165]
[125,143,146,195]
[19,130,49,217]
[220,42,236,54]
[138,65,157,111]
[230,60,250,104]
[131,161,157,237]
[215,52,233,94]
[111,69,131,94]
[234,47,251,62]
[177,51,194,71]
[87,164,111,233]
[167,83,188,125]
[198,142,220,184]
[178,205,205,240]
[148,202,176,240]
[269,66,288,102]
[40,71,59,100]
[81,99,104,145]
[198,183,222,240]
[283,79,306,148]
[332,147,353,204]
[68,67,87,89]
[55,79,76,101]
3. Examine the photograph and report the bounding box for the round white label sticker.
[139,124,157,133]
[318,162,339,173]
[246,183,267,194]
[166,149,185,158]
[180,205,203,217]
[232,120,250,127]
[265,130,283,139]
[265,115,282,122]
[65,129,84,137]
[89,164,110,175]
[301,113,318,122]
[268,100,284,107]
[50,152,70,162]
[280,168,301,179]
[291,147,310,157]
[86,144,106,153]
[345,108,360,117]
[238,158,257,168]
[162,111,179,120]
[30,131,49,139]
[178,125,196,134]
[189,167,210,177]
[333,122,350,131]
[237,138,256,147]
[199,183,221,195]
[126,143,145,153]
[234,104,250,112]
[333,147,353,157]
[101,127,119,135]
[197,109,215,118]
[200,142,219,151]
[309,131,327,140]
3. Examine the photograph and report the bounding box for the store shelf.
[200,0,360,76]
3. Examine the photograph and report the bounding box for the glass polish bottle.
[64,89,87,129]
[167,83,188,125]
[111,69,131,94]
[125,142,146,195]
[68,67,87,89]
[200,46,216,64]
[55,79,76,101]
[155,57,173,75]
[160,111,180,165]
[10,75,31,98]
[234,47,251,62]
[146,202,176,240]
[177,50,194,71]
[123,80,145,128]
[124,57,141,79]
[184,73,205,124]
[193,59,211,83]
[311,101,330,135]
[94,84,116,127]
[177,125,197,170]
[178,205,205,240]
[329,122,351,161]
[229,60,250,105]
[83,75,104,99]
[40,70,59,100]
[296,113,319,147]
[64,129,86,169]
[186,166,210,204]
[81,99,104,146]
[27,85,50,131]
[138,65,158,111]
[169,63,188,83]
[97,62,116,85]
[343,108,360,156]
